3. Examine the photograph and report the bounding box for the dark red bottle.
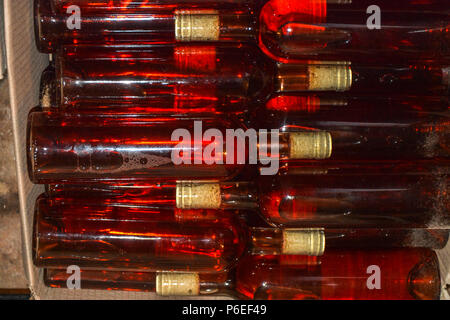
[33,194,248,273]
[43,248,442,300]
[235,250,442,300]
[34,192,449,273]
[42,58,449,115]
[28,111,334,183]
[37,0,449,64]
[177,160,450,227]
[42,159,450,228]
[255,97,450,160]
[53,44,449,110]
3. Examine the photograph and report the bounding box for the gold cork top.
[289,131,332,159]
[176,181,222,209]
[277,62,352,92]
[175,10,220,41]
[307,64,352,91]
[282,229,326,256]
[156,272,200,296]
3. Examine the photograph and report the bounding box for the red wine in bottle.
[53,44,449,109]
[42,59,449,114]
[177,160,450,227]
[29,106,449,183]
[35,193,449,273]
[235,249,442,300]
[33,194,248,272]
[255,97,450,160]
[37,0,450,64]
[27,111,332,183]
[43,248,442,300]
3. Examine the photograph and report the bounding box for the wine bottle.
[34,193,449,275]
[43,160,449,228]
[41,58,449,114]
[29,107,450,183]
[53,44,449,109]
[43,248,442,300]
[178,160,449,227]
[256,98,450,160]
[28,111,333,183]
[37,0,450,64]
[34,194,247,272]
[235,250,442,300]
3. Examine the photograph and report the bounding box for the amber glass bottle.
[41,58,449,115]
[28,111,335,183]
[45,178,450,248]
[234,250,442,300]
[44,249,442,300]
[255,97,450,160]
[28,107,450,183]
[177,160,449,227]
[53,44,449,109]
[37,0,449,64]
[33,194,248,272]
[34,193,450,273]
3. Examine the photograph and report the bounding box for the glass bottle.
[255,97,450,160]
[27,111,332,183]
[235,249,442,300]
[53,44,449,109]
[42,59,449,115]
[43,162,450,243]
[37,0,450,64]
[43,248,442,300]
[176,160,449,227]
[33,194,248,272]
[34,193,449,273]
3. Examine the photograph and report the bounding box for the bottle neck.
[174,9,256,42]
[275,62,353,93]
[250,227,326,256]
[155,272,236,297]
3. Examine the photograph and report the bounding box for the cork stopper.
[289,131,332,159]
[282,229,326,256]
[176,181,222,209]
[156,272,200,296]
[175,10,220,41]
[307,64,352,91]
[40,83,52,110]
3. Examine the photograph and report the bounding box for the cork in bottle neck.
[289,131,332,159]
[156,272,200,296]
[282,229,326,256]
[277,63,352,92]
[175,10,220,41]
[176,181,222,209]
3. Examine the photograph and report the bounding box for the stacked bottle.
[29,0,449,300]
